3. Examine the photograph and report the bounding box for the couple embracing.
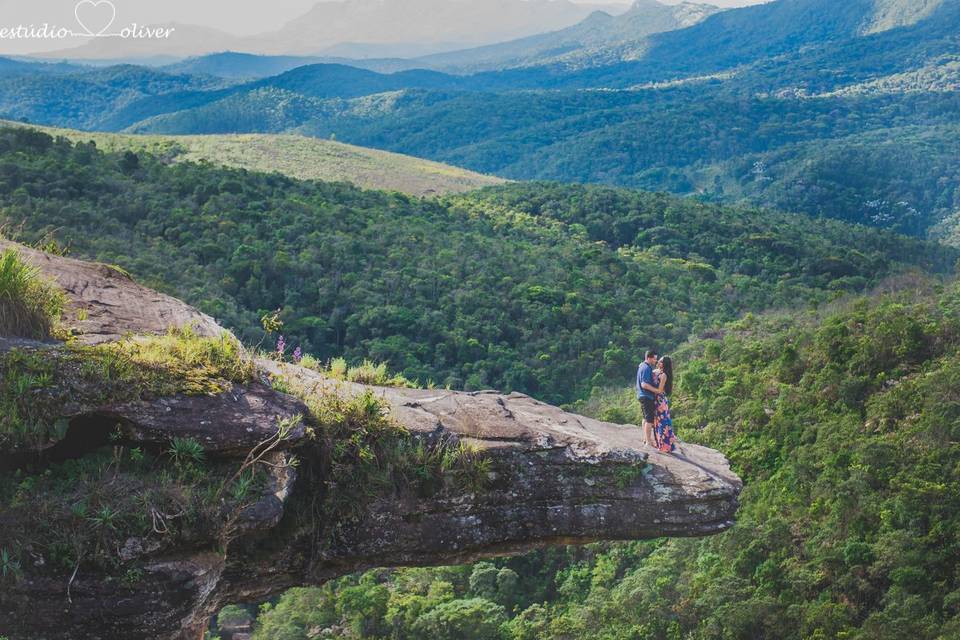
[636,350,677,453]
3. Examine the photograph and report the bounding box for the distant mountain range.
[79,0,947,79]
[4,0,959,240]
[156,0,715,79]
[243,0,629,56]
[160,53,413,79]
[414,0,722,72]
[28,0,629,61]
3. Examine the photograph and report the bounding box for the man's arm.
[640,365,659,393]
[641,381,660,393]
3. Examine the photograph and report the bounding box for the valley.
[1,1,959,638]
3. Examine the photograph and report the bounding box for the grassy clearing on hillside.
[0,247,66,340]
[0,121,505,197]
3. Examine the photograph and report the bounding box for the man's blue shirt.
[637,362,655,400]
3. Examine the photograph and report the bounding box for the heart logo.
[74,0,117,36]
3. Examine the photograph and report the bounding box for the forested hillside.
[0,64,233,130]
[1,128,953,405]
[119,82,960,236]
[244,273,960,640]
[2,2,959,240]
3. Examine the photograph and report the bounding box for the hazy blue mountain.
[162,53,321,79]
[0,57,87,77]
[251,63,466,97]
[164,51,441,81]
[240,0,628,56]
[623,0,951,80]
[312,41,493,60]
[19,0,628,62]
[0,65,230,129]
[415,0,721,73]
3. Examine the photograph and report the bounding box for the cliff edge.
[0,241,741,639]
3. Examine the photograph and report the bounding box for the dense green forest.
[0,128,953,404]
[3,127,958,638]
[124,84,960,237]
[2,62,960,637]
[0,65,231,131]
[238,273,960,640]
[715,125,960,236]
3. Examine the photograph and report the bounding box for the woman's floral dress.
[653,371,677,453]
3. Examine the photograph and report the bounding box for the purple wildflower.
[293,346,303,363]
[276,335,286,357]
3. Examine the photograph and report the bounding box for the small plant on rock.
[1,548,21,580]
[168,437,205,470]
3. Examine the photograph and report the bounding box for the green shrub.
[345,359,390,385]
[411,597,507,640]
[216,604,251,628]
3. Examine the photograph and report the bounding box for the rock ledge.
[0,242,741,639]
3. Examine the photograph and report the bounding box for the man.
[636,350,659,447]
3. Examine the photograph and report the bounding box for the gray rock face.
[0,239,223,344]
[0,243,742,639]
[1,366,740,639]
[266,359,741,544]
[107,383,309,455]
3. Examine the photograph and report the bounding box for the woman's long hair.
[659,356,673,396]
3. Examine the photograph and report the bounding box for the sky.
[0,0,774,34]
[0,0,774,54]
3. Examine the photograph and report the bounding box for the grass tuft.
[298,354,416,388]
[104,326,254,396]
[0,248,66,339]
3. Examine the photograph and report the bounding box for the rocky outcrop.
[264,358,741,542]
[0,242,742,639]
[0,239,223,344]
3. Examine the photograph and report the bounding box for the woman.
[653,356,677,453]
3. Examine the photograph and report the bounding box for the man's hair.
[645,350,658,359]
